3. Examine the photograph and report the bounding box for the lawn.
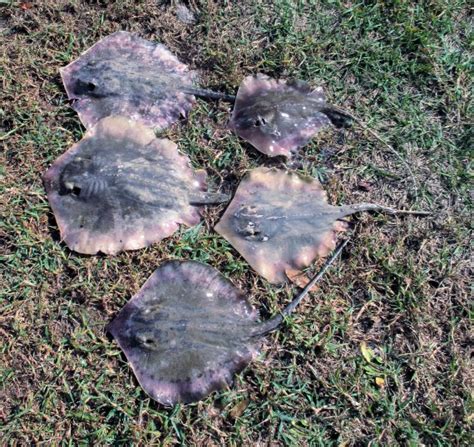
[1,0,472,445]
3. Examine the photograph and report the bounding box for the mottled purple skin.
[107,261,261,405]
[60,31,196,130]
[229,74,332,157]
[215,168,353,284]
[43,116,208,255]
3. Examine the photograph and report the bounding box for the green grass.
[1,0,472,445]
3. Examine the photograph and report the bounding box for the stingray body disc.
[61,31,195,130]
[229,74,332,157]
[215,167,350,284]
[108,261,260,405]
[43,116,207,255]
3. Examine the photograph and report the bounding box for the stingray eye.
[75,79,98,95]
[63,180,82,197]
[71,186,82,197]
[254,116,267,127]
[135,332,157,349]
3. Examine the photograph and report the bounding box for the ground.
[0,0,472,445]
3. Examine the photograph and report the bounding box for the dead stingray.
[215,167,428,284]
[108,243,346,405]
[43,116,227,255]
[61,31,233,130]
[228,74,351,157]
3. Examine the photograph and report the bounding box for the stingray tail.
[321,107,353,128]
[250,239,349,337]
[249,203,430,337]
[337,203,431,218]
[181,87,236,102]
[188,191,231,205]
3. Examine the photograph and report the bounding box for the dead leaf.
[375,377,385,387]
[360,341,374,363]
[229,399,249,419]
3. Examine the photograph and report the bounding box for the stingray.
[215,167,428,284]
[43,116,227,255]
[61,31,234,130]
[228,74,351,157]
[107,243,346,405]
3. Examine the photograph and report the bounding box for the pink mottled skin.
[43,117,211,255]
[229,74,346,157]
[216,168,361,284]
[61,31,196,130]
[107,261,260,405]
